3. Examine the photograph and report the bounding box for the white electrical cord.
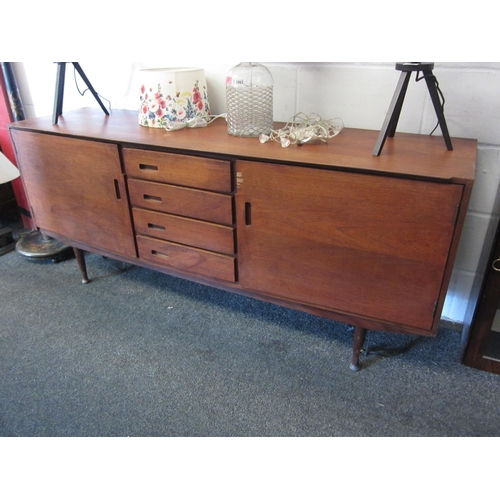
[164,113,227,131]
[259,112,344,147]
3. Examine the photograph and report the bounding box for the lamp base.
[15,230,72,262]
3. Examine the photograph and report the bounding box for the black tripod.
[373,62,452,156]
[53,62,109,125]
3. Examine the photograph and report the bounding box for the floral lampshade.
[138,67,210,128]
[0,152,20,184]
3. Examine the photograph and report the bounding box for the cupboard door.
[235,161,462,331]
[11,130,136,258]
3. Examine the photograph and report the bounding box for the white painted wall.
[11,61,500,325]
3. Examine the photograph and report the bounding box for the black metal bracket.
[53,62,109,125]
[373,62,452,156]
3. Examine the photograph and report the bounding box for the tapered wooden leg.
[73,247,90,283]
[350,325,367,372]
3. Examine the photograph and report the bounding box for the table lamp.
[138,67,210,128]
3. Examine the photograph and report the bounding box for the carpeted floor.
[0,249,499,436]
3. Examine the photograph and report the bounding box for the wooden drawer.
[128,179,233,225]
[137,235,236,282]
[123,148,232,193]
[133,208,235,255]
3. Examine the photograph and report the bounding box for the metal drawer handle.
[492,258,500,271]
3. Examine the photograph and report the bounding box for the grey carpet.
[1,249,498,437]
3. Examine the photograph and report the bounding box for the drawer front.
[123,148,232,193]
[133,208,235,255]
[128,179,233,225]
[137,235,236,282]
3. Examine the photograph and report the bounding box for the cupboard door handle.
[245,202,252,226]
[113,179,121,200]
[492,258,500,271]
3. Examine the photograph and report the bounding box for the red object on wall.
[0,65,33,228]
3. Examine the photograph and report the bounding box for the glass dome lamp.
[226,62,274,137]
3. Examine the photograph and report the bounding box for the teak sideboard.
[9,108,477,370]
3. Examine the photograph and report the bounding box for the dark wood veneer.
[9,108,477,370]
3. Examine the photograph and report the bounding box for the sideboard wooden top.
[9,107,476,183]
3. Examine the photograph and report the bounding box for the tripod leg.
[423,70,453,151]
[373,72,411,156]
[387,73,411,137]
[53,62,66,125]
[72,62,110,116]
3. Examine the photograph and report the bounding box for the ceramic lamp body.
[139,68,210,128]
